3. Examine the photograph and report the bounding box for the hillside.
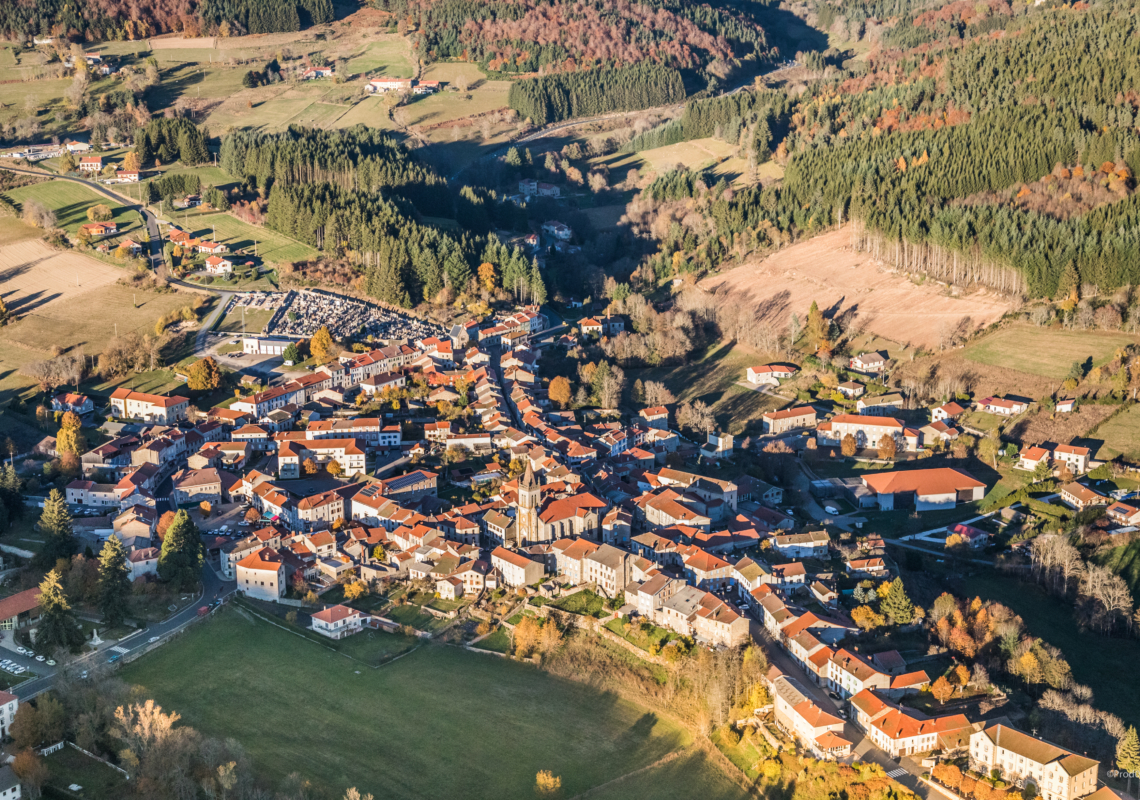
[376,0,775,76]
[0,0,333,39]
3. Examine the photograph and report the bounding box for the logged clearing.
[0,238,125,317]
[700,227,1014,350]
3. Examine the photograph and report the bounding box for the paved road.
[14,563,235,700]
[0,164,165,270]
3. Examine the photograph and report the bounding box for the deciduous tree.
[310,326,335,363]
[841,434,857,457]
[931,675,954,704]
[187,356,221,391]
[549,376,572,409]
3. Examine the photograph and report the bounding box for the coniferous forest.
[220,126,545,310]
[622,0,1140,299]
[0,0,332,39]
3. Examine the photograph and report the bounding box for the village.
[11,282,1128,800]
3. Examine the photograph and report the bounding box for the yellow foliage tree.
[851,605,885,631]
[478,262,497,291]
[535,770,562,798]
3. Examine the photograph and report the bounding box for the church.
[507,462,607,547]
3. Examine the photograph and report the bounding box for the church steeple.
[517,461,540,545]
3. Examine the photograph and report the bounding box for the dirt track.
[700,227,1015,350]
[0,239,124,317]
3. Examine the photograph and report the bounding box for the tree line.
[198,0,333,34]
[508,64,686,126]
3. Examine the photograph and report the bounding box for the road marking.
[886,768,909,778]
[110,645,130,655]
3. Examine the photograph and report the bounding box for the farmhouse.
[303,67,334,79]
[79,156,103,171]
[367,77,412,92]
[861,468,986,511]
[849,351,888,373]
[747,364,797,385]
[762,406,817,435]
[837,381,865,398]
[983,396,1029,415]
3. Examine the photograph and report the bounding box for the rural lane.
[14,563,236,701]
[0,164,166,274]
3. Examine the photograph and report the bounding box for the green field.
[4,180,143,238]
[45,745,128,800]
[962,571,1140,727]
[189,213,316,264]
[961,326,1136,380]
[119,609,712,799]
[332,96,397,130]
[1090,404,1140,461]
[599,137,739,181]
[346,40,413,77]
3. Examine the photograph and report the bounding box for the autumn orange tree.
[877,433,897,460]
[841,434,857,457]
[931,675,954,704]
[548,375,572,409]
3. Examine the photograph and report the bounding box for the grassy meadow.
[118,609,717,800]
[961,326,1136,380]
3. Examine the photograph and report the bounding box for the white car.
[35,655,45,662]
[15,647,26,655]
[149,636,160,643]
[46,659,56,666]
[825,506,840,515]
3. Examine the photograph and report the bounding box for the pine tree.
[157,510,203,590]
[35,570,83,655]
[881,577,915,625]
[1117,726,1140,796]
[38,489,76,566]
[98,536,132,628]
